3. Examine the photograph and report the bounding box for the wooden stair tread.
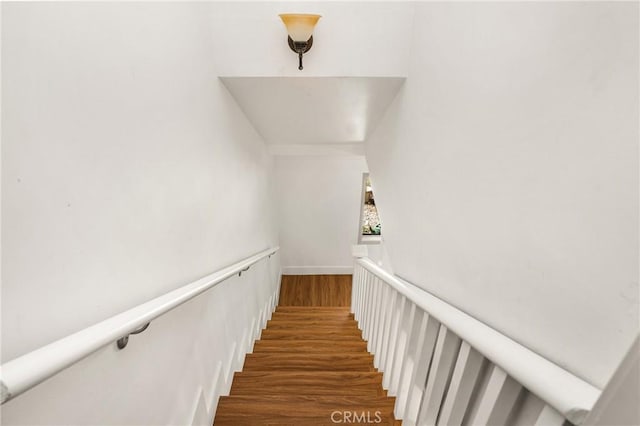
[231,371,385,396]
[218,393,395,402]
[242,353,375,371]
[215,395,398,425]
[267,319,359,327]
[230,384,381,397]
[276,306,351,310]
[273,308,354,313]
[271,311,355,320]
[260,330,364,340]
[262,325,362,339]
[215,415,399,426]
[217,395,395,414]
[232,370,383,377]
[214,303,399,425]
[273,308,353,312]
[253,339,367,352]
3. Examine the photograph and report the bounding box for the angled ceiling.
[220,77,405,145]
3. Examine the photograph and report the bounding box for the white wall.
[365,2,638,389]
[274,155,367,275]
[2,2,278,424]
[210,2,414,77]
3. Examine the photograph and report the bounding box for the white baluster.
[378,288,397,372]
[509,393,567,426]
[437,341,485,426]
[395,310,429,421]
[534,405,566,426]
[383,295,407,390]
[411,325,460,425]
[373,284,391,367]
[362,272,374,340]
[367,278,382,350]
[390,302,417,396]
[356,266,365,322]
[370,280,383,358]
[351,266,359,317]
[465,365,522,426]
[403,314,441,423]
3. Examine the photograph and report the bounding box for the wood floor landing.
[214,306,401,426]
[278,275,352,306]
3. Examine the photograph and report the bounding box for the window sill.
[359,235,382,245]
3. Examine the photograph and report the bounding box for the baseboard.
[282,266,354,275]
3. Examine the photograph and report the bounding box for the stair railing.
[352,256,601,426]
[0,246,279,405]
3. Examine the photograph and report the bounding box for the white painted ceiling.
[220,77,405,145]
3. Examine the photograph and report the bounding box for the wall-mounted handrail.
[356,257,601,425]
[0,246,279,405]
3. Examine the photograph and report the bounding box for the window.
[358,173,382,244]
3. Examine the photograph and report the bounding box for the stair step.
[261,329,363,340]
[242,353,375,371]
[253,339,367,353]
[215,415,400,426]
[217,301,400,425]
[271,311,355,320]
[266,319,360,329]
[215,395,397,425]
[230,371,385,396]
[276,306,352,313]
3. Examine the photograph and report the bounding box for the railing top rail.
[0,246,279,405]
[356,257,601,425]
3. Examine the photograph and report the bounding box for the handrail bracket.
[116,322,151,350]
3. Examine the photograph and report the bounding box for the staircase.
[214,306,401,425]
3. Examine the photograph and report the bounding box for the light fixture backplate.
[287,36,313,53]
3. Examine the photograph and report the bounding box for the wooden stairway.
[214,306,401,425]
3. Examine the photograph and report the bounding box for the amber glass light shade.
[279,14,321,42]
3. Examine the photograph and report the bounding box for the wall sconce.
[279,14,321,70]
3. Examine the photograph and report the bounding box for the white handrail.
[0,246,279,405]
[356,257,601,425]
